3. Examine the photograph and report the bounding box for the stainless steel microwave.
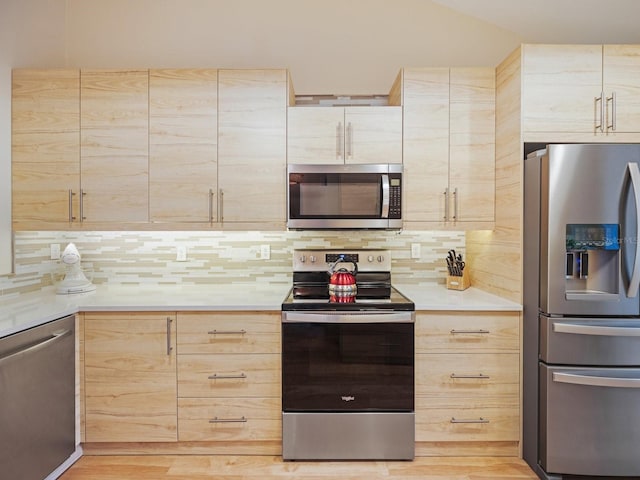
[287,164,403,229]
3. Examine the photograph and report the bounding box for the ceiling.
[432,0,640,44]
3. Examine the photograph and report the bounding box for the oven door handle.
[553,372,640,389]
[282,311,414,324]
[553,321,640,337]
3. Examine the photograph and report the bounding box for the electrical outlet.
[50,243,61,260]
[260,244,271,260]
[176,246,187,262]
[411,243,421,259]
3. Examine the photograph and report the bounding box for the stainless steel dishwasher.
[0,315,76,480]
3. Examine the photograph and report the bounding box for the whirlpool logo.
[341,395,355,402]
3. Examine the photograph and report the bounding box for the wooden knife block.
[446,269,470,291]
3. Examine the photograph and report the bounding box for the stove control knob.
[299,255,306,263]
[309,255,317,263]
[367,255,374,262]
[377,255,384,263]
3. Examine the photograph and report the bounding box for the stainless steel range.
[281,249,415,461]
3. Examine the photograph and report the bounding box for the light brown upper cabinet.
[12,69,80,226]
[80,69,149,223]
[149,69,218,223]
[217,69,289,225]
[287,106,403,164]
[522,44,640,141]
[402,67,495,229]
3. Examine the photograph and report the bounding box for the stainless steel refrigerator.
[523,144,640,479]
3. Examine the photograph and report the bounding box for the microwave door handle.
[381,174,390,218]
[627,162,640,297]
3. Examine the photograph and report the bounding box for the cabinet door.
[80,69,149,222]
[344,107,402,164]
[287,107,345,164]
[149,69,218,222]
[12,69,80,224]
[402,68,450,223]
[218,69,287,224]
[449,68,495,223]
[84,312,177,442]
[522,44,603,134]
[603,44,640,134]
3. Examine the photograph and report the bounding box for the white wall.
[0,0,67,275]
[65,0,523,95]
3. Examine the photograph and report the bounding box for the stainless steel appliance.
[281,249,415,460]
[523,144,640,479]
[0,315,77,480]
[287,164,403,229]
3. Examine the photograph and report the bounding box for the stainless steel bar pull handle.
[444,188,450,221]
[219,189,224,222]
[209,416,247,424]
[607,91,617,131]
[453,187,458,221]
[207,329,247,335]
[336,122,343,160]
[553,372,640,389]
[450,329,490,335]
[208,188,214,223]
[450,373,490,379]
[346,122,353,159]
[80,189,86,221]
[450,417,490,424]
[595,92,605,132]
[166,317,173,355]
[208,373,247,380]
[627,162,640,297]
[68,190,76,221]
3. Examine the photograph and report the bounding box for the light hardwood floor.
[60,455,538,479]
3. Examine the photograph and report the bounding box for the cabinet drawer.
[415,312,519,354]
[415,353,519,403]
[178,354,280,398]
[177,312,280,354]
[178,397,281,442]
[416,406,519,442]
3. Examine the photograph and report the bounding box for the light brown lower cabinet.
[414,311,521,456]
[175,312,282,453]
[83,312,178,443]
[81,309,521,457]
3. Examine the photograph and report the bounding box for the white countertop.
[395,284,522,312]
[0,282,521,338]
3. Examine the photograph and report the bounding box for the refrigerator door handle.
[627,162,640,298]
[553,372,640,389]
[553,321,640,337]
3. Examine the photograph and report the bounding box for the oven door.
[282,311,414,412]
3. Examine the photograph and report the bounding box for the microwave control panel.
[389,176,402,218]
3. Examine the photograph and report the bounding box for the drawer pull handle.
[450,417,490,424]
[450,373,490,379]
[450,329,490,335]
[208,373,247,380]
[207,329,247,335]
[209,416,247,424]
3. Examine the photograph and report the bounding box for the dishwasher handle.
[0,329,72,365]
